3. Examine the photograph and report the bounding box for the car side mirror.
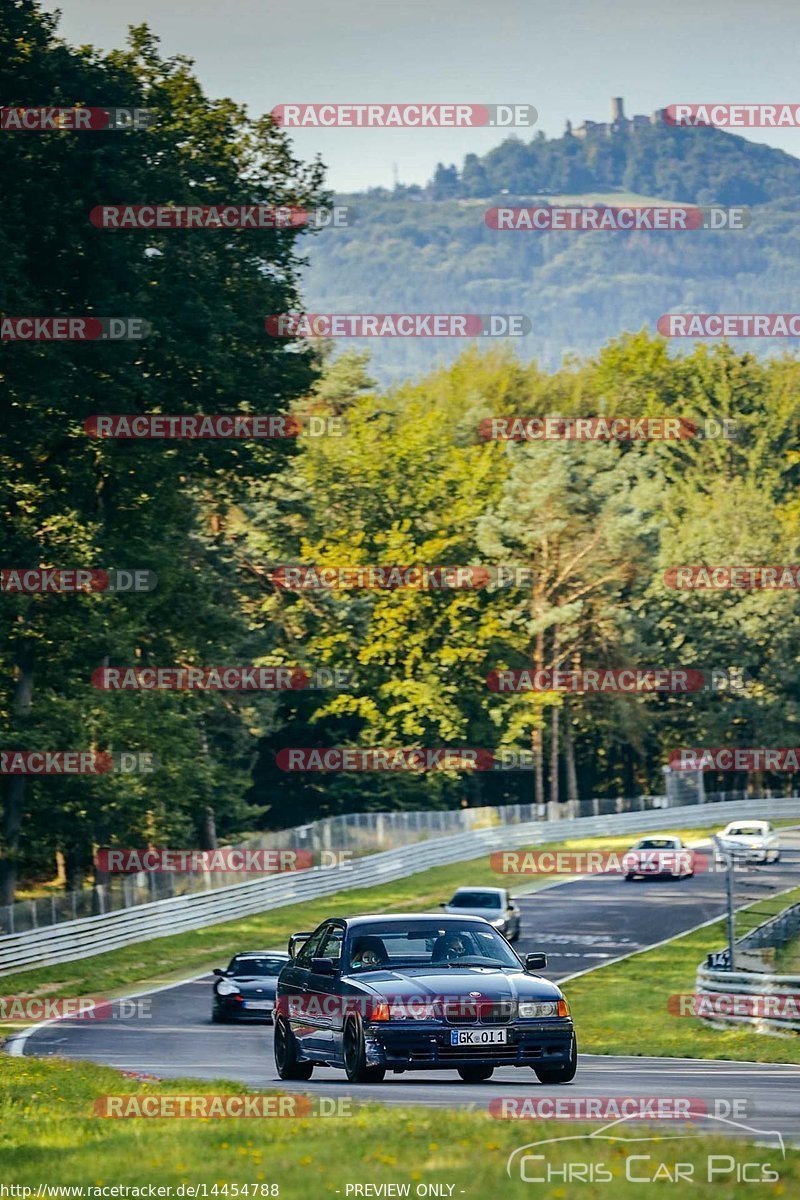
[288,931,313,959]
[525,953,547,971]
[212,968,225,976]
[310,957,337,976]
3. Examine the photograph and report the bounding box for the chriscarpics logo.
[506,1113,785,1184]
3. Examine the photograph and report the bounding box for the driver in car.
[350,938,385,970]
[435,932,470,961]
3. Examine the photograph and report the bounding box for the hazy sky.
[43,0,800,191]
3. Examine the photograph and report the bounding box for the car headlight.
[518,1001,559,1018]
[216,979,241,996]
[370,1001,437,1021]
[490,917,506,929]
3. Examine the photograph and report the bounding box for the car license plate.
[244,1001,272,1010]
[450,1028,507,1046]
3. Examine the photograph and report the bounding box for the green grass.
[0,823,735,1038]
[568,887,800,1064]
[1,1056,797,1196]
[775,926,800,974]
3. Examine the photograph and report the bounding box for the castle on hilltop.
[566,98,666,139]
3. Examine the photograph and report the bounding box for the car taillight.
[557,999,570,1017]
[369,1002,390,1021]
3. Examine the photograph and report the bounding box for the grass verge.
[0,1056,797,1195]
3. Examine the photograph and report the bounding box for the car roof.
[451,886,505,895]
[725,820,767,828]
[343,912,491,927]
[231,950,290,958]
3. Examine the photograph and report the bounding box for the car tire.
[274,1015,314,1081]
[211,1009,227,1024]
[457,1065,494,1082]
[533,1036,577,1084]
[624,873,636,881]
[772,851,781,863]
[343,1015,386,1083]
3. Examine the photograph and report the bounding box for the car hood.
[228,977,278,996]
[345,966,562,1002]
[443,906,505,921]
[720,834,765,844]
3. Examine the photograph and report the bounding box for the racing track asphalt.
[10,834,800,1132]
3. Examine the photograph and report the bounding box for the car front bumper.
[364,1019,574,1070]
[213,998,275,1022]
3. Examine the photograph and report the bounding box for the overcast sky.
[43,0,800,192]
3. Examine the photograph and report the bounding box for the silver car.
[442,886,521,941]
[715,820,780,864]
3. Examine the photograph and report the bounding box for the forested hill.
[425,122,800,204]
[303,122,800,382]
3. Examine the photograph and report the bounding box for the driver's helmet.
[440,932,468,958]
[350,936,386,969]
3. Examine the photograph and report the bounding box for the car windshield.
[727,826,764,836]
[227,956,285,976]
[448,891,503,909]
[346,921,520,971]
[636,839,677,850]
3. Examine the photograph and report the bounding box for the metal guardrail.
[696,965,800,1034]
[737,901,800,953]
[0,782,782,938]
[696,893,800,1034]
[2,796,799,978]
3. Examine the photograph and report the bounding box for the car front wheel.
[533,1037,577,1084]
[457,1065,494,1082]
[343,1015,386,1083]
[274,1016,314,1080]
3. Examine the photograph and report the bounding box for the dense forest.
[1,2,799,899]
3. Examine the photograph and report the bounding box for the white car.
[715,820,780,864]
[623,836,694,880]
[442,886,521,941]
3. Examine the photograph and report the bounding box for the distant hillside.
[425,120,800,205]
[302,121,800,383]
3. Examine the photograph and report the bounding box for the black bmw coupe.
[273,913,576,1083]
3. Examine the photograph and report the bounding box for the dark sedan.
[211,951,290,1023]
[274,913,575,1084]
